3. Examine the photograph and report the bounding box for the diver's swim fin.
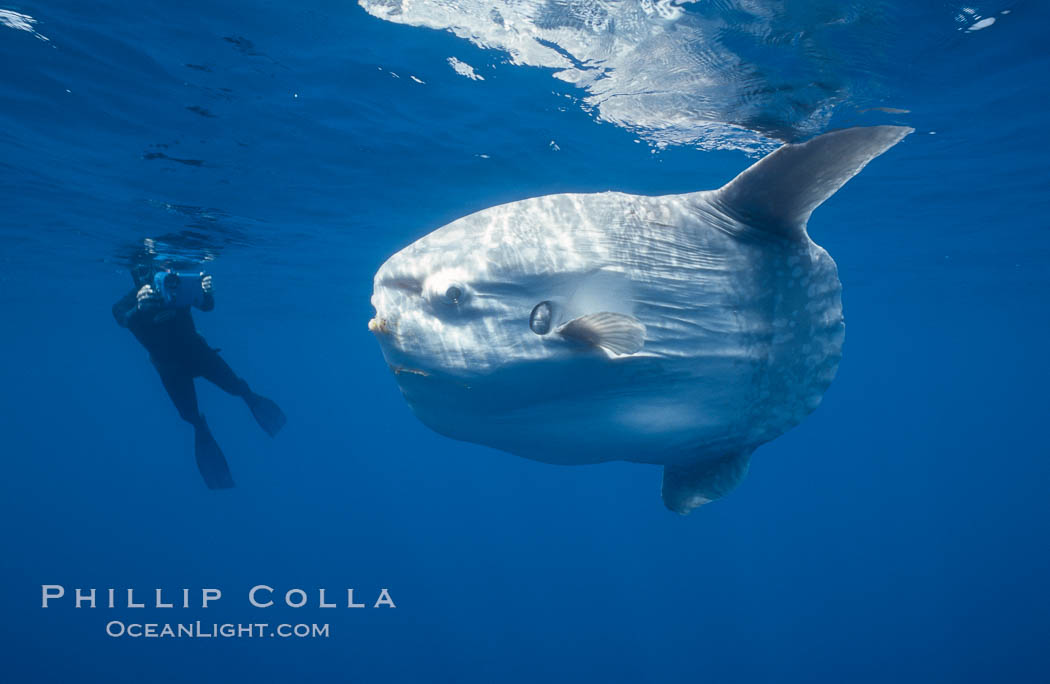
[246,392,286,437]
[194,417,235,489]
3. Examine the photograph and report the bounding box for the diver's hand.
[201,274,213,294]
[136,284,161,308]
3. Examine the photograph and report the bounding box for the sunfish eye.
[423,274,469,310]
[529,301,553,335]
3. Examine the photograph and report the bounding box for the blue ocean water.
[1,0,1048,681]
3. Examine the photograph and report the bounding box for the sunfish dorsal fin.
[662,449,752,515]
[557,312,645,355]
[711,125,913,239]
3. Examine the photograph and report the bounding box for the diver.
[112,263,286,488]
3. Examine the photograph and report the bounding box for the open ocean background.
[1,1,1047,681]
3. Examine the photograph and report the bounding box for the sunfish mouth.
[367,315,429,377]
[367,317,389,334]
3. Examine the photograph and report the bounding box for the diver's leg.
[195,344,251,398]
[155,365,234,489]
[156,366,203,426]
[195,344,286,437]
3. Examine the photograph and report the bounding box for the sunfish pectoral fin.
[556,312,645,355]
[710,125,914,239]
[661,449,752,515]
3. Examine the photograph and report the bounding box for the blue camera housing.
[153,271,205,308]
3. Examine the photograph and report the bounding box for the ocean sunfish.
[369,126,912,514]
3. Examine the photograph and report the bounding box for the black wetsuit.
[112,288,249,426]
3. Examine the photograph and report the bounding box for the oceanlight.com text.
[105,621,330,638]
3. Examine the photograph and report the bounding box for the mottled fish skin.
[369,126,911,511]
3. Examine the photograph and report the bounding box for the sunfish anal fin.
[556,312,645,355]
[661,449,752,515]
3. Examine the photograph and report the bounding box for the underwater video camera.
[153,270,205,308]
